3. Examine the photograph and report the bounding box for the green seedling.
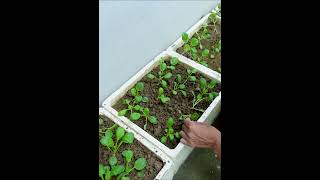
[191,77,219,112]
[117,150,147,179]
[161,118,181,144]
[132,106,157,130]
[100,126,134,155]
[158,87,170,104]
[179,112,200,121]
[99,163,125,180]
[147,57,178,88]
[172,68,197,96]
[118,82,149,120]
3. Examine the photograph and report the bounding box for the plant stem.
[107,124,117,130]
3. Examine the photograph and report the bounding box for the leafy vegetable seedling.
[161,118,181,144]
[116,150,147,179]
[99,163,125,180]
[118,82,149,121]
[100,126,134,156]
[172,68,197,96]
[147,57,178,89]
[179,112,200,121]
[191,77,219,112]
[158,87,170,104]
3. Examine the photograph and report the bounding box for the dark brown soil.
[99,115,164,180]
[177,19,221,72]
[113,58,221,149]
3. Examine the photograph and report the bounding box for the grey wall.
[99,0,219,105]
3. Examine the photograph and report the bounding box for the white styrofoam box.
[102,50,221,173]
[99,108,174,180]
[167,12,221,76]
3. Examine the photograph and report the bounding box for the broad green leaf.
[116,127,125,141]
[170,57,178,66]
[100,136,114,148]
[184,44,191,52]
[160,62,167,71]
[168,66,175,70]
[202,49,210,57]
[160,96,170,103]
[99,164,106,177]
[176,74,182,83]
[118,109,127,116]
[175,132,181,139]
[164,73,172,79]
[161,136,167,143]
[191,68,198,74]
[130,88,137,96]
[147,73,155,79]
[158,87,164,95]
[191,38,199,46]
[130,113,141,121]
[189,76,196,82]
[111,165,125,176]
[161,80,167,88]
[200,78,207,89]
[134,105,141,111]
[181,90,187,97]
[208,80,217,89]
[135,95,143,103]
[169,134,174,141]
[167,118,174,127]
[209,92,219,100]
[109,156,117,166]
[168,128,174,134]
[123,99,130,105]
[179,84,186,89]
[191,47,197,53]
[123,132,134,144]
[149,116,157,124]
[143,108,150,116]
[191,113,200,121]
[105,129,113,139]
[142,96,149,103]
[134,158,147,171]
[182,32,189,42]
[135,82,144,91]
[122,150,133,163]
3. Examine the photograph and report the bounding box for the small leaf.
[147,73,155,79]
[189,76,196,81]
[122,150,133,163]
[191,68,198,74]
[99,118,103,125]
[191,113,200,121]
[122,132,134,144]
[197,94,203,100]
[137,171,145,178]
[169,134,174,141]
[187,69,191,74]
[172,90,177,95]
[176,74,182,83]
[123,99,130,105]
[160,62,167,71]
[164,73,172,79]
[179,84,186,89]
[142,96,149,102]
[100,136,114,148]
[130,88,137,96]
[130,113,141,121]
[209,92,219,100]
[191,47,197,53]
[191,38,199,46]
[170,57,178,66]
[121,177,130,180]
[184,44,191,52]
[105,129,113,139]
[161,136,167,143]
[109,156,117,166]
[182,32,189,42]
[200,78,207,89]
[149,116,157,124]
[200,61,208,67]
[161,80,167,88]
[167,118,174,127]
[99,164,106,177]
[158,87,164,95]
[202,49,210,57]
[134,105,141,111]
[134,158,147,171]
[143,108,150,116]
[118,109,128,116]
[135,82,144,92]
[169,128,174,134]
[135,95,143,103]
[168,66,175,70]
[181,90,187,97]
[175,132,181,139]
[160,96,170,103]
[116,127,125,141]
[208,80,217,89]
[164,129,168,133]
[111,165,125,176]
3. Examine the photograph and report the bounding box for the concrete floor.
[173,148,221,180]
